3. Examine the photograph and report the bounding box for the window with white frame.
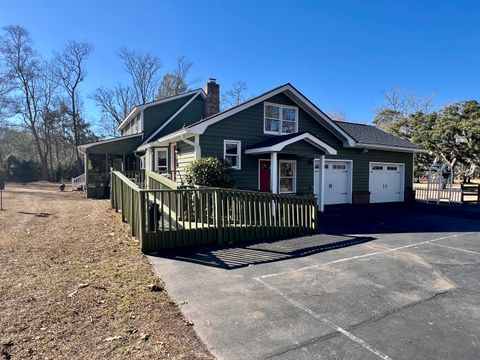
[139,156,145,170]
[264,103,298,135]
[155,148,168,172]
[224,140,241,170]
[279,160,296,193]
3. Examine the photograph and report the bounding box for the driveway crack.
[263,330,342,359]
[344,288,455,332]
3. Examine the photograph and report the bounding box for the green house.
[78,80,426,210]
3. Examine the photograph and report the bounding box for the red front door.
[259,160,271,192]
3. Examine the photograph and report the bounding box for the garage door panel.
[369,163,404,203]
[324,161,351,205]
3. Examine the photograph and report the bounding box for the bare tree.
[382,86,434,114]
[329,109,347,122]
[157,56,196,100]
[51,40,92,168]
[90,84,135,136]
[118,47,161,104]
[221,81,248,110]
[374,86,435,135]
[0,70,14,124]
[0,25,51,177]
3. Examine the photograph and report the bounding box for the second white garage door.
[324,161,351,205]
[369,163,404,203]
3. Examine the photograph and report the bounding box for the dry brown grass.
[0,182,214,360]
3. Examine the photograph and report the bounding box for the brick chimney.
[203,78,220,117]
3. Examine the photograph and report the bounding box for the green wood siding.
[142,94,195,139]
[200,92,413,193]
[176,139,195,184]
[152,96,205,141]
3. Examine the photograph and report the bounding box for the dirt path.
[0,182,213,360]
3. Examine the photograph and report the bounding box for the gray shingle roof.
[334,121,423,150]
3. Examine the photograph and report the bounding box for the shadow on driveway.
[151,203,480,270]
[152,234,375,270]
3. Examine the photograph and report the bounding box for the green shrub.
[184,157,234,188]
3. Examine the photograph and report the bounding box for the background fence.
[414,183,480,205]
[111,170,318,253]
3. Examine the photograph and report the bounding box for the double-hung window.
[224,140,241,170]
[279,160,296,193]
[264,103,298,135]
[155,148,168,173]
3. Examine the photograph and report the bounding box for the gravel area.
[0,182,213,360]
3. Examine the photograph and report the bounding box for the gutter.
[354,143,429,154]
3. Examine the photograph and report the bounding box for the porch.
[78,134,144,198]
[244,132,338,211]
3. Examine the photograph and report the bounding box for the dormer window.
[264,103,298,135]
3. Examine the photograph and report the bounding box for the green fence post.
[215,189,223,245]
[139,191,147,252]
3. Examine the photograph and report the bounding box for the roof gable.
[117,89,206,132]
[186,83,356,146]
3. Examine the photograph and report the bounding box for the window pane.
[280,162,294,177]
[225,155,237,167]
[280,178,293,192]
[282,108,296,121]
[282,121,295,134]
[225,143,238,154]
[157,150,167,168]
[265,118,279,132]
[265,105,280,119]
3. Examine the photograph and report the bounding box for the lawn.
[0,182,213,359]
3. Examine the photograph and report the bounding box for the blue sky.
[1,0,479,126]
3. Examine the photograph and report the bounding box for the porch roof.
[78,133,143,155]
[244,132,337,155]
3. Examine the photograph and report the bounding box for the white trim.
[224,140,242,170]
[78,133,142,153]
[368,161,405,203]
[187,84,356,146]
[116,89,206,132]
[324,159,353,205]
[258,159,271,191]
[154,148,169,173]
[136,128,190,152]
[142,92,202,145]
[194,134,201,159]
[355,143,428,153]
[278,159,296,194]
[271,152,278,194]
[319,156,325,211]
[244,132,337,155]
[263,102,299,135]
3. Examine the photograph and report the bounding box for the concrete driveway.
[148,203,480,360]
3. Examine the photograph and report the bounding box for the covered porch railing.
[71,173,86,190]
[111,170,318,252]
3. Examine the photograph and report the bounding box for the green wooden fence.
[111,170,318,253]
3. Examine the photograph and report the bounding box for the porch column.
[271,152,278,194]
[84,151,88,198]
[319,155,325,212]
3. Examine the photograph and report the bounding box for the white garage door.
[324,161,351,205]
[369,163,404,203]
